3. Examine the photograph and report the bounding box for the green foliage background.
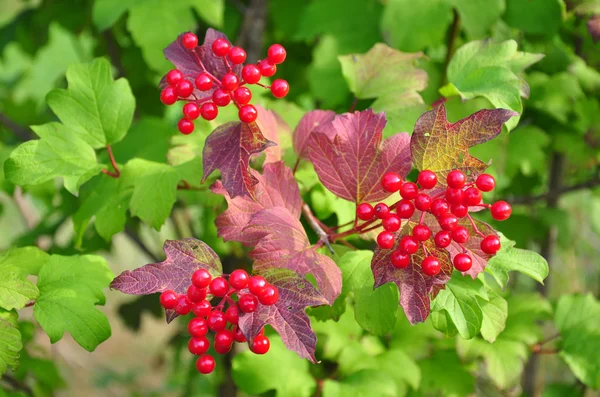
[0,0,599,396]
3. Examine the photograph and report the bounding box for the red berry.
[221,72,239,91]
[239,104,258,123]
[166,69,184,86]
[463,187,482,206]
[382,214,401,232]
[476,174,496,192]
[200,102,218,120]
[251,335,270,354]
[175,295,193,315]
[233,87,252,105]
[490,201,512,221]
[257,59,276,77]
[447,170,466,189]
[160,87,177,105]
[208,310,227,331]
[229,269,249,290]
[417,170,437,189]
[182,32,198,50]
[415,193,432,211]
[438,213,459,231]
[377,231,395,249]
[258,284,279,305]
[270,79,289,98]
[225,306,239,325]
[183,103,200,120]
[188,336,210,355]
[212,89,231,106]
[209,277,229,297]
[178,118,194,135]
[396,199,415,219]
[195,73,212,91]
[390,249,410,269]
[453,253,472,272]
[381,172,403,193]
[451,204,468,218]
[481,235,501,255]
[400,182,418,200]
[192,269,212,288]
[187,285,207,302]
[356,203,375,221]
[445,188,464,205]
[374,203,390,219]
[413,224,431,241]
[399,235,418,255]
[248,276,267,295]
[238,294,258,313]
[192,300,212,317]
[422,256,441,276]
[452,226,469,243]
[234,327,247,343]
[159,290,178,309]
[196,355,215,374]
[267,44,286,64]
[175,80,194,98]
[214,329,234,354]
[242,64,262,84]
[430,199,449,217]
[228,46,247,64]
[212,38,231,57]
[434,230,452,248]
[188,317,208,337]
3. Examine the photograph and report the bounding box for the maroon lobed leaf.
[212,161,302,245]
[293,110,336,158]
[255,105,291,164]
[307,109,411,203]
[202,121,276,199]
[238,268,328,363]
[243,207,342,305]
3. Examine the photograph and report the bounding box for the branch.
[125,226,160,262]
[235,0,267,63]
[0,111,34,141]
[442,8,460,85]
[1,373,33,395]
[302,203,334,253]
[101,145,120,178]
[102,30,126,79]
[509,176,600,204]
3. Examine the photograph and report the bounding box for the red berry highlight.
[434,230,452,248]
[451,204,468,218]
[257,59,276,77]
[192,269,212,288]
[159,290,178,309]
[187,284,207,302]
[251,335,270,354]
[396,199,415,219]
[221,72,239,91]
[182,33,198,49]
[400,182,418,200]
[476,174,496,192]
[166,69,184,86]
[267,44,286,64]
[257,284,279,306]
[229,269,249,290]
[422,256,441,276]
[391,249,410,269]
[208,311,227,331]
[183,103,200,120]
[212,89,231,107]
[228,46,247,64]
[463,187,482,206]
[381,172,403,192]
[195,73,213,91]
[431,199,450,217]
[242,64,261,84]
[248,276,267,295]
[160,87,177,105]
[271,79,289,98]
[374,203,390,219]
[382,214,401,232]
[438,213,459,231]
[178,119,194,135]
[377,231,395,249]
[212,38,231,57]
[415,193,432,211]
[447,170,466,189]
[417,170,437,189]
[452,226,469,244]
[399,236,418,255]
[188,317,209,337]
[175,80,194,98]
[445,188,464,205]
[188,337,209,355]
[239,104,258,123]
[175,296,191,316]
[356,203,375,221]
[238,294,259,313]
[233,87,252,105]
[192,300,212,317]
[453,253,472,272]
[209,277,229,297]
[481,235,501,254]
[200,102,218,120]
[413,224,431,241]
[490,201,512,221]
[196,355,215,374]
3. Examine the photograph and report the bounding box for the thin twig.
[442,9,460,85]
[510,176,600,204]
[102,31,126,79]
[235,0,267,63]
[302,203,334,253]
[0,111,34,141]
[125,226,160,262]
[1,373,33,395]
[101,145,120,178]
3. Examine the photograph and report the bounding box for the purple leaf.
[255,105,291,164]
[212,161,302,245]
[307,109,411,203]
[588,15,600,43]
[293,110,336,158]
[202,121,276,199]
[238,268,328,363]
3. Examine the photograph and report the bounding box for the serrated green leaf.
[307,36,350,108]
[478,290,507,343]
[504,0,564,36]
[313,307,362,360]
[376,349,421,391]
[191,0,224,27]
[505,125,550,178]
[354,284,399,336]
[92,0,140,30]
[0,246,49,277]
[528,72,584,124]
[419,350,474,397]
[322,369,397,397]
[451,0,505,38]
[0,272,38,311]
[0,310,22,376]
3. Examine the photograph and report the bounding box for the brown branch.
[101,145,120,178]
[442,8,460,85]
[1,373,33,395]
[176,180,206,190]
[302,203,334,253]
[102,30,126,79]
[235,0,267,63]
[0,111,34,141]
[509,176,600,204]
[125,226,160,262]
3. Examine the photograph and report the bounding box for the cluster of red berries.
[159,268,279,374]
[160,32,290,135]
[357,170,512,276]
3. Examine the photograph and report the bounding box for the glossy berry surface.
[374,203,390,219]
[225,306,239,325]
[242,64,261,84]
[233,87,252,105]
[187,285,207,302]
[228,46,247,64]
[422,256,441,276]
[211,38,231,56]
[221,73,239,91]
[452,226,469,244]
[175,295,192,315]
[434,230,452,248]
[400,182,418,200]
[192,300,212,317]
[209,277,229,297]
[160,87,177,105]
[451,204,468,218]
[181,32,198,49]
[399,236,418,255]
[192,270,212,288]
[212,89,231,106]
[413,224,431,241]
[481,235,501,254]
[445,188,464,205]
[183,103,200,120]
[251,335,270,354]
[267,44,286,64]
[377,231,395,249]
[476,174,496,192]
[159,290,178,309]
[188,337,209,355]
[391,250,410,269]
[229,269,249,290]
[491,201,512,221]
[195,73,212,91]
[356,203,375,221]
[188,317,208,337]
[166,69,184,86]
[447,170,466,189]
[178,119,194,135]
[381,172,403,192]
[417,170,437,189]
[438,213,459,231]
[200,102,218,120]
[257,284,279,306]
[207,311,227,331]
[239,105,258,123]
[248,276,267,295]
[196,355,215,374]
[382,214,401,232]
[257,59,276,77]
[430,199,449,217]
[463,187,482,206]
[238,294,258,313]
[271,79,289,98]
[396,199,415,219]
[453,253,472,272]
[175,80,194,97]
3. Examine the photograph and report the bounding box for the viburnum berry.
[160,290,178,310]
[356,203,375,221]
[390,249,410,268]
[452,226,469,244]
[196,355,215,374]
[374,203,390,219]
[447,170,466,189]
[271,79,289,98]
[207,311,227,331]
[212,89,231,107]
[228,46,247,64]
[422,256,441,276]
[451,204,468,218]
[490,201,512,221]
[187,284,207,302]
[229,269,249,290]
[415,193,432,211]
[160,87,177,105]
[242,64,262,84]
[251,335,271,354]
[377,231,395,249]
[257,284,279,306]
[257,59,276,77]
[481,235,501,254]
[209,277,229,297]
[225,306,239,326]
[412,224,431,241]
[234,327,247,343]
[183,103,200,120]
[178,119,194,135]
[175,295,193,315]
[453,253,472,272]
[382,214,401,232]
[248,276,267,295]
[175,80,194,97]
[438,213,459,231]
[238,294,258,313]
[381,172,403,193]
[463,187,482,206]
[434,230,452,248]
[214,329,234,354]
[192,300,212,317]
[166,69,184,86]
[181,32,198,49]
[188,336,210,355]
[476,174,496,192]
[396,199,415,219]
[221,72,239,91]
[232,87,252,105]
[212,38,231,57]
[417,170,437,189]
[195,73,213,91]
[239,104,258,123]
[400,182,418,200]
[200,102,218,120]
[445,188,464,205]
[399,235,418,255]
[267,44,286,64]
[192,269,212,289]
[188,317,209,337]
[430,199,449,217]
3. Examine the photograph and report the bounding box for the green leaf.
[307,36,350,108]
[440,40,544,131]
[354,284,399,336]
[313,307,363,360]
[504,0,564,36]
[4,123,103,194]
[46,58,135,149]
[33,255,113,352]
[0,272,38,311]
[0,0,39,28]
[528,72,584,124]
[232,335,316,397]
[486,234,549,288]
[191,0,225,28]
[0,246,49,277]
[505,125,551,178]
[92,0,139,30]
[0,310,21,376]
[376,349,421,392]
[554,294,600,388]
[419,350,474,397]
[322,370,397,397]
[451,0,505,38]
[478,290,507,343]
